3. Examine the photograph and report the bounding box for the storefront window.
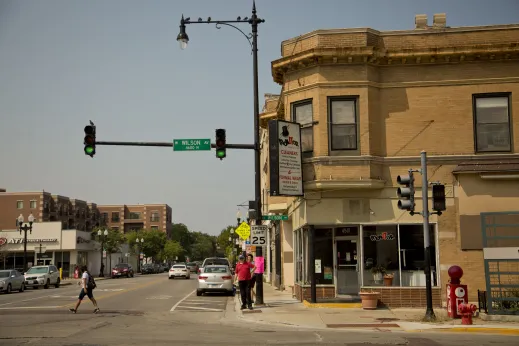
[55,251,71,278]
[295,229,303,283]
[362,225,400,287]
[315,229,333,284]
[399,225,436,287]
[361,224,437,287]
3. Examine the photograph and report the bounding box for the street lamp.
[17,213,35,273]
[97,229,108,277]
[135,238,144,273]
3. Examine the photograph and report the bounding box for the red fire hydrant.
[458,303,477,325]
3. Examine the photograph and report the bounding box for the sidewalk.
[234,283,519,336]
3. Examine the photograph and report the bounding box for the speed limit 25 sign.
[251,225,267,246]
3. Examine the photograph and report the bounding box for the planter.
[359,292,379,310]
[373,272,383,283]
[383,276,394,286]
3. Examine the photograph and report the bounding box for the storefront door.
[335,236,359,295]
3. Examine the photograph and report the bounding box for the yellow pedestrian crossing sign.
[235,222,251,240]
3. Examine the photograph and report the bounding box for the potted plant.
[383,273,394,286]
[371,265,386,283]
[359,289,380,310]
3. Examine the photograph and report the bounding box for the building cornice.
[305,179,386,191]
[272,44,519,84]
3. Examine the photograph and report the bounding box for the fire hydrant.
[458,303,477,325]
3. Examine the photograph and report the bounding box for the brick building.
[260,14,519,308]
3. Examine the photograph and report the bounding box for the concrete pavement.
[0,273,518,345]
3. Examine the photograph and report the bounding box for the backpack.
[87,273,97,290]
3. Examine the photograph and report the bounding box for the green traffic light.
[85,146,94,155]
[216,150,225,158]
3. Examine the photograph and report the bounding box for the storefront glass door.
[335,237,359,295]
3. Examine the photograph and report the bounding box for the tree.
[217,225,238,263]
[104,229,126,270]
[140,229,167,261]
[189,232,216,260]
[170,223,194,250]
[162,240,184,262]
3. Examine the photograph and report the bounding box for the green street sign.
[173,138,211,151]
[262,215,288,221]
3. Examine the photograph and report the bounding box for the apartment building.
[260,14,519,309]
[97,204,173,238]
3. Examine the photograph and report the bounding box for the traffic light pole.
[420,150,435,321]
[96,141,255,150]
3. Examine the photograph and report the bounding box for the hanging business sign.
[1,238,58,245]
[268,120,304,197]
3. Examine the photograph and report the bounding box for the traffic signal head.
[215,128,226,160]
[396,173,415,212]
[432,184,446,213]
[84,124,96,157]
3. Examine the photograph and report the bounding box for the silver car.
[0,270,25,293]
[196,265,234,296]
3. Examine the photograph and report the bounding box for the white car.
[24,265,60,289]
[168,264,190,279]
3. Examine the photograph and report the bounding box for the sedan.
[0,270,25,293]
[169,264,190,279]
[196,265,234,296]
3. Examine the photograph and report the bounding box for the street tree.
[162,240,184,262]
[104,229,126,270]
[140,229,167,262]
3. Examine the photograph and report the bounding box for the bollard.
[59,268,63,281]
[458,303,477,325]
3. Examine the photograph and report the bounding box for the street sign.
[262,215,288,221]
[251,225,267,246]
[173,138,211,151]
[235,222,251,240]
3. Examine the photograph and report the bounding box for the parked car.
[152,263,162,274]
[24,265,60,289]
[111,263,134,278]
[200,257,230,273]
[197,265,234,296]
[162,263,170,272]
[0,269,25,293]
[186,262,199,273]
[140,264,153,274]
[168,264,190,279]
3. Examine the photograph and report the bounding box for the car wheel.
[5,284,12,294]
[19,283,25,292]
[168,276,172,279]
[44,279,50,289]
[196,290,202,296]
[185,276,189,280]
[54,278,60,288]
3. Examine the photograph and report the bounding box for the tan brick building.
[260,14,519,309]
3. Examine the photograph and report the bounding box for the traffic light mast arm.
[96,141,255,150]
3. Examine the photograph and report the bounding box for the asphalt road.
[0,273,518,345]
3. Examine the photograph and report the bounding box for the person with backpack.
[69,265,100,314]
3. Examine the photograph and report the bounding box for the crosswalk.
[171,292,229,312]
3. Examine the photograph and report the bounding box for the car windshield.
[115,264,128,268]
[204,259,228,266]
[26,267,48,274]
[204,266,228,273]
[0,271,11,278]
[172,265,185,269]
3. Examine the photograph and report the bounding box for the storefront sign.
[76,236,91,244]
[370,232,395,241]
[1,238,58,244]
[268,120,304,197]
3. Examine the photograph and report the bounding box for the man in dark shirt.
[234,255,255,310]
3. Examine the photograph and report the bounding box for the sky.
[1,0,518,235]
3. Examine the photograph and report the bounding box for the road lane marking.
[183,299,218,303]
[178,302,216,305]
[0,293,72,307]
[175,306,222,311]
[170,290,196,312]
[0,306,62,309]
[59,277,166,308]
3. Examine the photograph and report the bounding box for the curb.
[421,327,519,336]
[303,300,362,308]
[60,282,72,286]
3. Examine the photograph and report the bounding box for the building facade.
[260,14,519,308]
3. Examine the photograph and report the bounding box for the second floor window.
[30,200,37,209]
[473,93,511,153]
[17,201,23,209]
[129,212,141,220]
[150,213,160,222]
[112,212,120,222]
[329,97,358,151]
[151,226,159,230]
[292,100,314,155]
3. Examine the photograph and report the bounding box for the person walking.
[247,253,256,304]
[234,254,255,310]
[69,265,100,314]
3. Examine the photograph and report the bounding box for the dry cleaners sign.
[0,237,58,245]
[268,120,304,197]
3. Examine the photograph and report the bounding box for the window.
[128,212,141,220]
[29,200,37,209]
[151,226,159,230]
[473,94,512,153]
[292,100,314,156]
[329,97,358,150]
[315,229,334,284]
[102,213,108,222]
[111,212,120,222]
[111,227,119,232]
[150,212,160,222]
[17,201,23,209]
